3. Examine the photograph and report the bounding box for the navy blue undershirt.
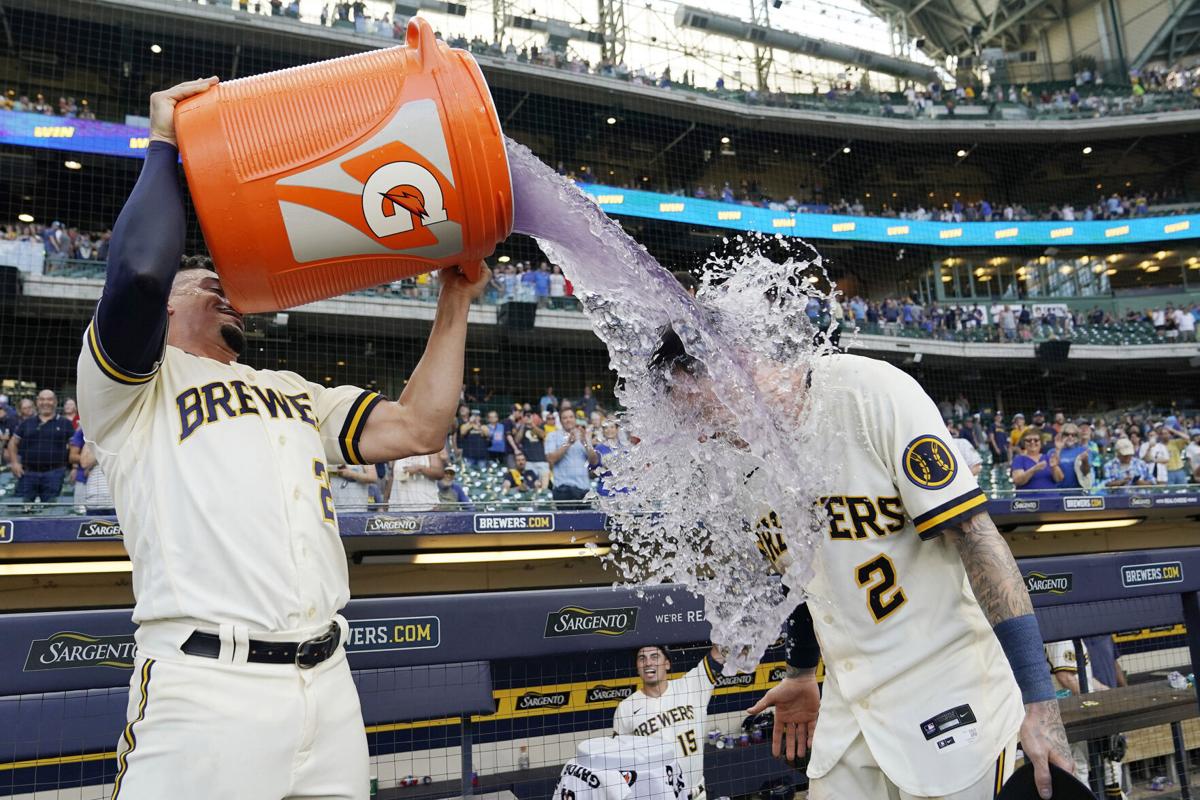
[95,140,186,374]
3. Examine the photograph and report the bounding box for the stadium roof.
[859,0,1076,59]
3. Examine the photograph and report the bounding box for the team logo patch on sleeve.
[902,435,958,489]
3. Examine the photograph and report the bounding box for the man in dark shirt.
[5,389,75,503]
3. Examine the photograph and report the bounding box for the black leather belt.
[180,623,341,669]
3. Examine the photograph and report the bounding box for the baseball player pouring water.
[649,327,1074,800]
[76,79,488,800]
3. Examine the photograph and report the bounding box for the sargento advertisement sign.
[363,515,423,534]
[77,519,123,539]
[586,684,636,703]
[545,606,639,637]
[1023,572,1073,595]
[473,513,555,532]
[344,616,441,652]
[515,690,570,711]
[24,632,136,671]
[714,673,755,688]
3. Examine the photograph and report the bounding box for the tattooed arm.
[944,511,1073,800]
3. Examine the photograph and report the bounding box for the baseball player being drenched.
[648,326,1074,800]
[76,79,489,800]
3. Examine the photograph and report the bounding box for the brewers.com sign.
[25,632,136,671]
[474,513,555,532]
[545,606,638,637]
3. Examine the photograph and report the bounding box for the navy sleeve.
[785,603,821,670]
[90,140,186,379]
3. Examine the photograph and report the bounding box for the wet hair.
[648,324,702,381]
[179,254,215,273]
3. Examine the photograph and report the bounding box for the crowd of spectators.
[943,405,1200,493]
[3,220,111,263]
[0,389,114,513]
[1,90,97,119]
[839,295,1200,344]
[655,182,1190,222]
[12,2,1200,130]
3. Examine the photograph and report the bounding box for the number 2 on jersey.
[855,554,907,622]
[313,459,335,524]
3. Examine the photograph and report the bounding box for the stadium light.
[1155,250,1170,259]
[0,560,132,576]
[1144,265,1161,273]
[64,160,82,170]
[17,213,34,223]
[1105,268,1117,275]
[720,136,731,144]
[955,149,967,158]
[150,43,162,54]
[842,146,851,154]
[1034,519,1141,533]
[1082,146,1093,155]
[606,116,617,125]
[498,255,511,263]
[362,547,611,565]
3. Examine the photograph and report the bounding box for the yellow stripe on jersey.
[86,322,157,386]
[111,657,154,799]
[339,391,382,465]
[1050,666,1078,674]
[993,748,1005,797]
[702,654,717,685]
[913,490,987,535]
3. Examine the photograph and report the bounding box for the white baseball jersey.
[332,464,374,511]
[76,323,382,631]
[751,353,1024,797]
[390,453,440,509]
[612,656,718,798]
[553,736,687,800]
[1046,640,1093,688]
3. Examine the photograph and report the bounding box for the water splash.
[508,138,844,672]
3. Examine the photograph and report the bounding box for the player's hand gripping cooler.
[175,17,513,312]
[553,735,688,800]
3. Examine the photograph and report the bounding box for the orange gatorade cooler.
[176,17,512,312]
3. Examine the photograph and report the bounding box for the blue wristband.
[994,614,1056,704]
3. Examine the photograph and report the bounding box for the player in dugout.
[75,78,488,800]
[648,326,1074,800]
[613,644,724,800]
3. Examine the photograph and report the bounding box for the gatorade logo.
[363,162,448,238]
[276,98,463,264]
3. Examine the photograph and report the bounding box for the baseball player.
[1045,640,1125,798]
[648,326,1073,800]
[612,645,723,799]
[554,735,688,800]
[75,78,487,800]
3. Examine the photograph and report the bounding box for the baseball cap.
[443,464,457,473]
[1033,410,1045,417]
[1191,428,1200,437]
[1115,439,1135,456]
[470,408,481,416]
[1013,412,1025,419]
[997,762,1095,800]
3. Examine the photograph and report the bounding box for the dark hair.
[648,325,701,380]
[635,644,671,662]
[179,254,215,272]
